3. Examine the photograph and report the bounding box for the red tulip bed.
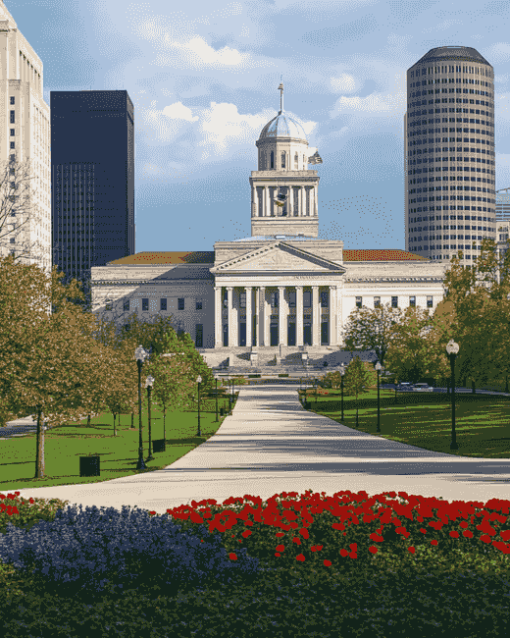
[1,488,510,637]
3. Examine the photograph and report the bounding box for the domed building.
[91,84,447,369]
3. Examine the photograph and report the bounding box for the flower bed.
[1,489,510,637]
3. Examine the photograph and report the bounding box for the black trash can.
[220,407,224,416]
[153,439,166,453]
[80,456,100,477]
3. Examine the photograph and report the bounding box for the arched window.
[270,151,274,169]
[294,153,298,169]
[303,154,306,166]
[281,152,286,169]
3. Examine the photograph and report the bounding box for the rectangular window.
[10,129,14,136]
[10,97,15,105]
[196,300,203,310]
[239,293,246,308]
[427,296,433,308]
[391,296,398,308]
[105,299,113,311]
[123,300,130,312]
[10,110,15,124]
[288,291,296,307]
[356,296,362,308]
[195,324,203,348]
[160,298,167,311]
[409,296,416,307]
[271,291,279,308]
[10,142,14,149]
[320,291,329,307]
[10,237,15,244]
[374,296,381,308]
[178,298,185,310]
[142,298,149,311]
[303,291,311,307]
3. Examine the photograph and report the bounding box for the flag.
[308,150,323,165]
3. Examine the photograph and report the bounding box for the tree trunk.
[355,404,359,428]
[113,412,117,436]
[87,414,91,427]
[131,412,134,428]
[472,380,476,395]
[506,375,509,394]
[34,407,45,479]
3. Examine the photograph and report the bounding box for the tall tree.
[343,303,402,366]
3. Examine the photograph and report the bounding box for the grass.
[301,387,510,458]
[0,395,235,491]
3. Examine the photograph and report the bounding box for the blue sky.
[7,0,510,252]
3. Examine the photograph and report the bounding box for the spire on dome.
[278,79,284,114]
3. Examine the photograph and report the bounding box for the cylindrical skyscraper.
[405,46,496,265]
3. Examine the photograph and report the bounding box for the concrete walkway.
[6,385,510,516]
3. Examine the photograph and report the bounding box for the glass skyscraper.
[405,46,496,264]
[51,90,135,309]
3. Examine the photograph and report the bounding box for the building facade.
[405,46,496,264]
[496,188,510,259]
[0,0,51,275]
[51,90,135,308]
[91,85,448,368]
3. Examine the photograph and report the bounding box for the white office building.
[0,0,51,275]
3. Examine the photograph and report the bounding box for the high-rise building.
[0,1,51,275]
[496,188,510,259]
[51,90,135,309]
[405,46,496,265]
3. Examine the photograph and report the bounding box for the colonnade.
[252,185,318,218]
[214,284,339,348]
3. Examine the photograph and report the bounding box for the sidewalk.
[5,385,510,516]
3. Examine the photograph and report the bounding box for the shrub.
[0,504,259,594]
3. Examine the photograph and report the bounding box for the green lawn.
[301,387,510,458]
[0,396,234,491]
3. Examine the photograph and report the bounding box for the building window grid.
[196,300,203,310]
[178,298,185,310]
[356,296,362,308]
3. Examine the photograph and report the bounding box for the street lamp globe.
[375,362,382,372]
[135,345,148,362]
[145,375,155,388]
[197,375,202,384]
[446,339,459,355]
[339,364,345,376]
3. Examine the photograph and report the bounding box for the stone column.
[246,286,253,348]
[297,187,302,216]
[226,287,233,348]
[289,187,294,216]
[258,286,265,346]
[312,285,320,346]
[296,286,304,346]
[232,288,239,347]
[253,187,258,217]
[314,185,318,216]
[264,288,271,346]
[278,286,286,346]
[214,286,223,348]
[265,187,270,217]
[328,286,336,346]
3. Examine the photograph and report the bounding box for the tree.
[385,306,435,384]
[343,303,403,366]
[0,157,50,273]
[343,356,371,428]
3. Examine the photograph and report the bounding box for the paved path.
[5,385,510,515]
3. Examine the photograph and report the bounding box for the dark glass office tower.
[51,90,135,308]
[405,47,496,265]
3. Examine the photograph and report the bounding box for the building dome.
[411,45,492,68]
[259,112,308,143]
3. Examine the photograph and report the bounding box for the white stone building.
[0,0,51,275]
[91,85,448,368]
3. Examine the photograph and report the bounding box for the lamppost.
[145,375,155,461]
[227,376,232,414]
[375,362,382,433]
[196,375,202,436]
[134,345,149,470]
[339,364,345,422]
[314,377,318,407]
[446,339,460,450]
[214,376,219,422]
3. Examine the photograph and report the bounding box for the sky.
[6,0,510,252]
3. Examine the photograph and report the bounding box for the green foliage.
[343,303,402,366]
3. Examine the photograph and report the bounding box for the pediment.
[210,241,345,274]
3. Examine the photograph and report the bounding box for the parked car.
[413,383,434,392]
[397,382,414,391]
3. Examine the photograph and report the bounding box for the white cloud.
[164,35,246,66]
[162,102,199,122]
[483,42,510,65]
[330,73,358,94]
[330,91,405,117]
